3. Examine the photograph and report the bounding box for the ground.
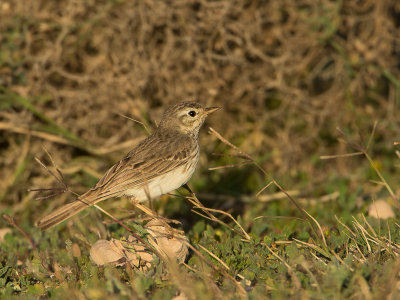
[0,0,400,299]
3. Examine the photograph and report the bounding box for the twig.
[255,181,274,197]
[3,214,36,250]
[117,113,152,135]
[208,160,252,171]
[363,151,399,208]
[185,194,251,240]
[208,127,331,257]
[208,127,252,161]
[198,244,230,271]
[330,126,399,209]
[0,121,141,155]
[261,242,301,289]
[330,249,354,271]
[209,127,268,177]
[366,121,377,150]
[320,152,363,160]
[184,241,248,298]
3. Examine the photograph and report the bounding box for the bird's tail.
[36,198,93,230]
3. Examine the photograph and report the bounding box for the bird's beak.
[204,106,221,115]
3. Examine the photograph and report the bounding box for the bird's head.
[158,101,220,137]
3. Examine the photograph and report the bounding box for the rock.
[89,218,188,269]
[90,239,124,265]
[146,219,188,263]
[368,200,395,219]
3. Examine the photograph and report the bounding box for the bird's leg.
[129,196,140,206]
[182,184,218,222]
[182,183,195,196]
[129,192,160,221]
[183,184,206,209]
[143,184,154,210]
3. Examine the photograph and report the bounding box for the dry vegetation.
[1,0,400,299]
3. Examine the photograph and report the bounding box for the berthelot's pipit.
[37,101,220,230]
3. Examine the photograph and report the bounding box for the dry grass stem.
[320,152,364,160]
[117,113,152,136]
[292,239,329,259]
[331,126,399,208]
[262,242,301,290]
[330,249,354,271]
[197,244,230,271]
[335,215,357,237]
[2,214,36,250]
[183,241,248,298]
[187,195,251,241]
[255,181,274,198]
[208,127,253,161]
[208,160,252,171]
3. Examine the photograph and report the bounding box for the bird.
[37,101,220,230]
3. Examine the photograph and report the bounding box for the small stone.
[90,240,124,265]
[368,200,395,219]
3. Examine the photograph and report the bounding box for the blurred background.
[0,0,399,226]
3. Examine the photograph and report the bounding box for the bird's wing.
[80,134,196,203]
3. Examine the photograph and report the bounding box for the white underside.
[122,163,196,202]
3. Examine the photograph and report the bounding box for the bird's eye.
[188,110,196,117]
